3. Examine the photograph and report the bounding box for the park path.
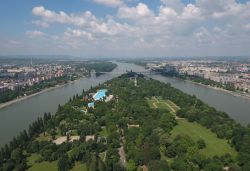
[164,101,176,113]
[153,96,176,113]
[152,102,158,108]
[118,128,127,167]
[118,146,126,167]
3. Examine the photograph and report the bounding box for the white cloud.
[160,0,184,12]
[32,6,134,37]
[64,28,94,41]
[118,3,154,19]
[159,7,178,19]
[32,20,49,28]
[212,3,244,19]
[93,0,124,7]
[194,28,214,44]
[26,30,46,38]
[196,0,250,19]
[32,6,96,27]
[181,4,201,20]
[26,1,250,56]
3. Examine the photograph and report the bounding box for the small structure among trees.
[127,124,140,129]
[85,135,95,142]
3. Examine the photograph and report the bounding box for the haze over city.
[1,0,250,57]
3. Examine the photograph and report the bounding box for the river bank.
[0,79,81,110]
[172,77,250,101]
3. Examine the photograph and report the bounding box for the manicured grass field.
[147,99,156,108]
[27,154,57,171]
[171,119,237,158]
[147,97,180,114]
[166,100,180,112]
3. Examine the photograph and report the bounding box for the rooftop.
[93,89,107,101]
[88,102,95,108]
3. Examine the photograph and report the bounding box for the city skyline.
[1,0,250,57]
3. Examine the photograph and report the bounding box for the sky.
[0,0,250,57]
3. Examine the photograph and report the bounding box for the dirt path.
[153,96,176,113]
[168,100,181,111]
[175,116,185,120]
[164,102,176,113]
[118,128,127,167]
[118,146,126,167]
[153,96,159,102]
[152,102,158,108]
[141,165,148,171]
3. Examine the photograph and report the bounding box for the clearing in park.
[147,96,180,113]
[27,154,57,171]
[27,154,87,171]
[147,96,237,158]
[171,119,237,158]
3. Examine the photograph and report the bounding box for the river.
[150,75,250,126]
[0,62,250,146]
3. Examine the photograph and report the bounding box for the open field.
[147,97,180,113]
[148,97,236,158]
[27,154,88,171]
[27,154,57,171]
[166,100,180,112]
[171,119,237,158]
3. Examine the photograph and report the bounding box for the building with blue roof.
[93,89,107,101]
[88,102,95,108]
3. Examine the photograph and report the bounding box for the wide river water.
[0,62,250,146]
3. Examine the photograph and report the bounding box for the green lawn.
[166,100,180,112]
[27,153,41,165]
[157,102,173,112]
[148,97,236,158]
[146,97,156,109]
[171,119,237,158]
[147,97,180,114]
[27,154,58,171]
[27,154,88,171]
[70,162,87,171]
[147,100,155,108]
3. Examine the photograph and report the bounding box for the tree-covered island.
[0,72,250,171]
